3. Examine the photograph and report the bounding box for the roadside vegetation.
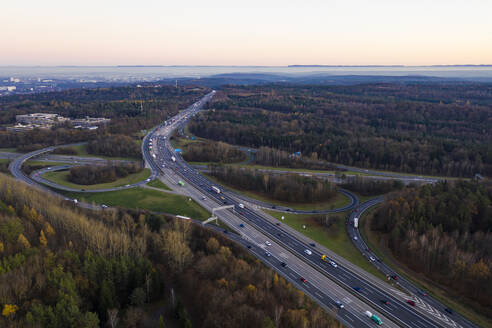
[371,180,492,321]
[42,168,151,190]
[68,163,143,185]
[0,174,341,327]
[87,134,141,159]
[340,176,405,196]
[209,165,338,204]
[181,139,246,163]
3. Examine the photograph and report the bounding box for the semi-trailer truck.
[212,186,221,194]
[354,217,359,228]
[364,311,382,325]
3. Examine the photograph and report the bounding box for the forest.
[0,174,341,328]
[0,85,208,150]
[68,163,143,185]
[340,176,404,196]
[189,84,492,177]
[372,180,492,314]
[209,165,338,203]
[180,139,245,163]
[87,135,141,158]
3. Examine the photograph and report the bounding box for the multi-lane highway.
[143,91,473,328]
[348,200,477,328]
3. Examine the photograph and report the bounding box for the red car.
[407,300,416,306]
[391,275,398,281]
[300,277,307,283]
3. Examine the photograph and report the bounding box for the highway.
[348,200,477,328]
[143,91,465,328]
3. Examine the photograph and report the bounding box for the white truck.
[364,311,382,325]
[354,217,359,229]
[212,186,221,194]
[171,156,176,162]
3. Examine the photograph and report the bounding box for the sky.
[1,0,491,66]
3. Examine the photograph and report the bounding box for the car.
[239,223,245,228]
[418,290,427,296]
[381,299,389,305]
[145,178,151,182]
[369,256,376,261]
[238,203,245,209]
[300,277,307,283]
[391,275,398,281]
[309,243,316,247]
[220,196,225,200]
[265,241,271,246]
[101,204,108,208]
[280,262,287,267]
[407,300,416,306]
[444,308,454,315]
[247,245,251,249]
[330,261,338,268]
[276,222,280,226]
[353,286,361,292]
[125,184,130,187]
[223,230,228,234]
[272,206,276,209]
[202,196,206,200]
[335,301,344,309]
[353,236,358,240]
[265,251,271,257]
[304,249,312,255]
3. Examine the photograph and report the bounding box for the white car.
[369,256,376,262]
[304,249,312,255]
[238,203,245,209]
[265,241,272,246]
[353,236,358,241]
[330,261,338,268]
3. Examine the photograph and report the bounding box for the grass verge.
[360,207,492,328]
[264,209,388,281]
[147,179,171,190]
[62,187,210,221]
[42,168,151,190]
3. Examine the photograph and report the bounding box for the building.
[6,124,35,132]
[71,116,111,128]
[16,113,69,125]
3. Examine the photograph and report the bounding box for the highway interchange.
[7,92,478,328]
[142,91,476,328]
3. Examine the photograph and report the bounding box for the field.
[42,168,151,190]
[360,207,492,328]
[265,210,387,281]
[62,187,210,221]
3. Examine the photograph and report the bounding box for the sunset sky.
[1,0,491,66]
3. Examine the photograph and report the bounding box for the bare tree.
[107,308,119,328]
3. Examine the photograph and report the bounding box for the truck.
[354,217,359,228]
[212,186,221,194]
[171,156,176,162]
[178,181,185,187]
[364,311,382,325]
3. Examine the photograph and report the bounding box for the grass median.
[42,168,151,190]
[147,178,171,190]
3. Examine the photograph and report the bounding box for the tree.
[158,315,166,328]
[17,233,31,248]
[107,308,119,328]
[39,229,48,247]
[129,287,146,306]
